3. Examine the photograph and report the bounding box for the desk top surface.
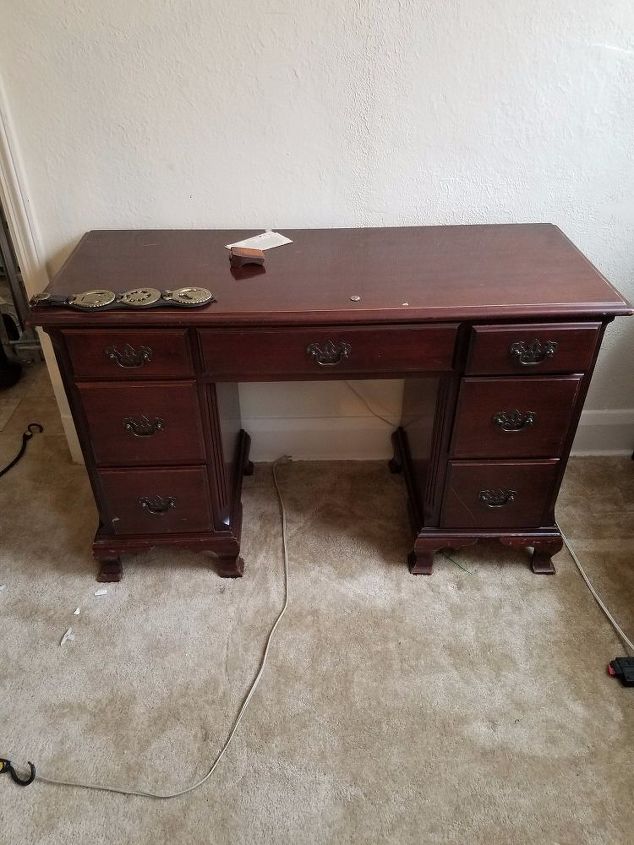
[37,224,631,326]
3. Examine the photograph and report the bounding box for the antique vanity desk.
[32,225,631,581]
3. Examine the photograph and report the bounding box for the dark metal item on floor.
[29,286,215,312]
[608,657,634,687]
[0,758,36,786]
[0,423,44,479]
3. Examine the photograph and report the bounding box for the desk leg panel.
[90,505,247,581]
[397,374,462,529]
[408,529,563,575]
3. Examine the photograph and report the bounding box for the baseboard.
[66,408,633,465]
[243,416,395,461]
[67,415,396,465]
[571,409,634,456]
[246,410,634,461]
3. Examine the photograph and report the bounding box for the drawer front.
[466,323,601,375]
[64,329,194,380]
[440,460,559,528]
[451,376,582,459]
[78,381,205,466]
[99,466,213,535]
[198,325,458,379]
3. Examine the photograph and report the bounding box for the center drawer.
[451,375,582,459]
[198,325,458,379]
[78,381,205,466]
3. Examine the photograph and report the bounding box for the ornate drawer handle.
[123,415,165,438]
[478,489,516,508]
[138,495,176,516]
[509,339,558,366]
[306,340,351,367]
[105,343,152,368]
[492,410,536,432]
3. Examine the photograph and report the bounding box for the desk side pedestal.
[393,319,610,575]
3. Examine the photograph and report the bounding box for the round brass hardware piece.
[119,287,162,307]
[163,287,214,307]
[68,290,116,310]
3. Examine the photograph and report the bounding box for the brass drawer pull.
[105,343,152,368]
[123,415,165,438]
[492,410,536,432]
[138,495,176,516]
[509,339,558,366]
[478,489,516,508]
[306,340,351,367]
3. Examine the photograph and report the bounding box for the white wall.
[1,0,632,458]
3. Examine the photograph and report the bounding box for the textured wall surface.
[0,0,632,456]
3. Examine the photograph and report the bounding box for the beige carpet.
[0,364,632,844]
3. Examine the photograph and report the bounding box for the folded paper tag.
[225,231,292,251]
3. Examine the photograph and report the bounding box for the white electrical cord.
[561,528,633,655]
[36,456,292,799]
[344,381,399,428]
[20,461,634,798]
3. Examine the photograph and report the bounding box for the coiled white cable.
[36,456,292,799]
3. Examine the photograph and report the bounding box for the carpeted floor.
[0,363,632,844]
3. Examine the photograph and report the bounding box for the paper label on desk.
[225,231,292,251]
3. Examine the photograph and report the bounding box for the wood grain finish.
[99,466,213,535]
[198,325,458,380]
[466,323,601,375]
[77,381,205,466]
[450,376,583,459]
[64,328,193,379]
[33,226,631,328]
[31,225,632,581]
[440,460,560,529]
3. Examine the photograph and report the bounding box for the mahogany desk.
[33,225,632,581]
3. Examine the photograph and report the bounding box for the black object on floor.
[0,423,43,478]
[0,312,22,389]
[0,758,36,786]
[608,657,634,687]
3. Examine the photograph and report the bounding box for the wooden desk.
[33,225,631,581]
